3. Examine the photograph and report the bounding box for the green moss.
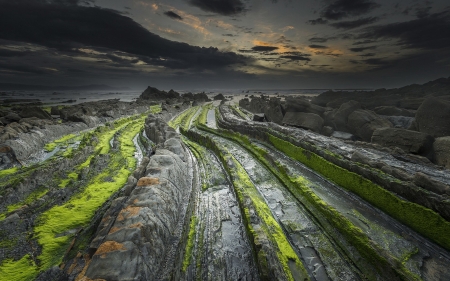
[150,104,162,114]
[0,167,19,178]
[7,186,48,213]
[168,106,200,131]
[182,215,198,271]
[0,237,18,249]
[44,134,76,152]
[0,115,146,280]
[0,255,39,281]
[268,134,450,252]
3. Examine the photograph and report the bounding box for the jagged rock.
[415,97,450,138]
[284,97,326,116]
[139,86,180,100]
[324,100,361,131]
[19,106,52,120]
[321,126,334,136]
[5,112,21,122]
[253,113,265,122]
[213,93,226,100]
[282,112,324,133]
[371,128,434,159]
[193,92,210,102]
[144,114,177,145]
[373,106,415,117]
[240,97,283,124]
[347,109,392,141]
[433,136,450,169]
[50,106,60,115]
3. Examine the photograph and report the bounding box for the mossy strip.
[268,133,450,252]
[182,215,198,271]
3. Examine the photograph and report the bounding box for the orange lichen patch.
[78,276,106,281]
[74,254,93,281]
[0,146,11,153]
[128,222,143,229]
[94,241,127,257]
[109,226,122,234]
[132,198,139,204]
[116,205,141,221]
[137,177,160,186]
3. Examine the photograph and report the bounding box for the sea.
[0,88,367,106]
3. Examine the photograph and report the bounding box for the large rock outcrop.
[347,110,393,141]
[433,137,450,169]
[324,100,361,131]
[415,97,450,138]
[284,97,326,116]
[139,86,180,100]
[372,128,434,159]
[72,114,192,281]
[144,114,177,146]
[282,112,324,133]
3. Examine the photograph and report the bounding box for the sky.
[0,0,450,90]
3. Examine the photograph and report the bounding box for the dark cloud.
[251,46,279,52]
[359,9,450,50]
[307,18,328,25]
[416,6,432,19]
[349,46,377,52]
[330,16,379,29]
[309,45,328,49]
[309,37,334,43]
[0,0,250,70]
[352,39,376,45]
[164,11,183,20]
[222,34,235,37]
[360,52,376,57]
[320,0,380,20]
[0,49,30,57]
[187,0,245,16]
[280,52,311,61]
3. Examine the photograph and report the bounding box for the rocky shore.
[1,80,450,281]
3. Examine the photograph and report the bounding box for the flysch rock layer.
[72,114,193,281]
[3,102,149,161]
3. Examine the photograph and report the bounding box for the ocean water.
[0,88,342,106]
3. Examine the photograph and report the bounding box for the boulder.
[5,112,21,122]
[253,113,265,122]
[213,93,226,100]
[433,136,450,169]
[19,107,52,120]
[50,106,60,115]
[282,112,324,133]
[371,128,434,159]
[415,97,450,137]
[321,126,334,136]
[284,97,326,116]
[193,92,210,102]
[347,110,392,141]
[373,106,415,117]
[324,100,361,131]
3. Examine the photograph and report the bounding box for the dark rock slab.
[372,128,434,159]
[415,97,450,138]
[347,109,392,141]
[282,112,324,133]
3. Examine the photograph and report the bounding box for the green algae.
[0,115,147,281]
[0,167,19,178]
[168,106,200,131]
[44,134,76,152]
[182,216,198,271]
[268,133,450,252]
[6,187,48,214]
[184,116,422,280]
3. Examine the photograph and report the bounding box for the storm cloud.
[187,0,246,15]
[164,11,183,20]
[0,0,249,70]
[330,16,379,29]
[321,0,380,20]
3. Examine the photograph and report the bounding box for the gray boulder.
[19,107,52,120]
[347,109,392,141]
[284,97,326,116]
[50,106,60,115]
[324,100,361,131]
[213,93,226,100]
[372,128,434,159]
[282,112,324,133]
[415,97,450,137]
[433,136,450,169]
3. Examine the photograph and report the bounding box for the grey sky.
[0,0,449,90]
